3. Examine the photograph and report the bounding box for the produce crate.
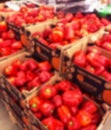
[60,27,106,73]
[61,34,111,107]
[24,21,82,71]
[24,74,111,130]
[22,11,110,71]
[87,24,111,59]
[19,19,58,50]
[0,50,54,106]
[6,5,56,40]
[0,21,26,61]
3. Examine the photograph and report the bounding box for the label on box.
[33,39,61,70]
[70,64,111,106]
[61,55,72,74]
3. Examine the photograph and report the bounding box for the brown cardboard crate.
[0,50,54,104]
[24,74,111,130]
[19,18,58,49]
[61,35,111,106]
[23,18,107,71]
[24,20,81,71]
[87,25,111,59]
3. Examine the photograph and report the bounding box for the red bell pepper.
[38,61,52,71]
[70,106,78,116]
[42,116,56,130]
[102,41,111,51]
[81,101,97,114]
[102,71,111,82]
[64,23,74,41]
[57,105,71,123]
[52,95,62,108]
[86,64,95,74]
[67,117,81,130]
[40,101,55,116]
[40,85,57,100]
[42,116,64,130]
[82,124,97,130]
[95,65,105,76]
[101,34,111,42]
[86,52,100,67]
[95,39,102,47]
[65,13,74,22]
[55,80,72,92]
[34,111,43,119]
[91,112,101,125]
[38,71,52,83]
[97,55,109,68]
[49,28,64,43]
[54,118,64,130]
[29,96,43,112]
[76,110,91,127]
[101,18,110,26]
[62,89,83,107]
[73,50,87,68]
[56,11,65,19]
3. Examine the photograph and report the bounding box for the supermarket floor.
[0,100,20,130]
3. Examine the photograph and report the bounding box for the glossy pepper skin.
[52,95,62,107]
[73,50,87,68]
[55,80,72,92]
[62,89,83,107]
[54,118,64,130]
[42,116,56,130]
[91,112,101,125]
[57,105,71,123]
[42,116,64,130]
[86,52,100,67]
[102,71,111,82]
[29,96,43,112]
[94,65,105,76]
[82,124,97,130]
[40,85,57,100]
[76,110,91,127]
[81,101,97,114]
[40,101,55,116]
[67,117,81,130]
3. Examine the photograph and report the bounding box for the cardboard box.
[0,50,53,103]
[19,19,58,49]
[21,20,64,71]
[24,74,111,130]
[23,20,87,71]
[22,16,108,71]
[61,36,111,107]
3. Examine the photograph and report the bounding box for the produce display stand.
[0,1,111,130]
